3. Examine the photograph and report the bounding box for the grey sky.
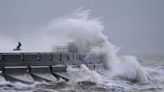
[0,0,164,55]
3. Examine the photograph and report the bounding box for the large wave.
[44,8,149,83]
[0,8,149,83]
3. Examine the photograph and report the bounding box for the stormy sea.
[0,56,164,92]
[0,9,164,92]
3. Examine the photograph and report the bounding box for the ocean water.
[0,8,163,92]
[0,56,164,92]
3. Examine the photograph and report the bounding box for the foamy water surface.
[0,8,164,92]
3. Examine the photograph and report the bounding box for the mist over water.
[0,8,164,92]
[42,8,148,83]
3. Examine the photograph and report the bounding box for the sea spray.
[0,8,149,83]
[47,9,149,83]
[66,64,104,83]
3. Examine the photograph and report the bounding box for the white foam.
[0,8,150,84]
[66,64,105,83]
[52,8,149,83]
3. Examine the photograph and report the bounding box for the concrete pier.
[0,52,104,83]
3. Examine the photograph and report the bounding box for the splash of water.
[0,8,149,83]
[45,8,149,83]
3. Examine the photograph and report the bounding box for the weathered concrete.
[0,52,105,82]
[3,66,28,74]
[32,73,57,82]
[23,54,38,62]
[39,53,52,61]
[52,65,67,72]
[30,66,50,73]
[52,53,61,64]
[4,73,34,83]
[61,53,68,61]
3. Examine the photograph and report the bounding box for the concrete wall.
[0,52,103,70]
[0,53,81,66]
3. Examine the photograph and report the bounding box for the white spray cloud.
[45,8,149,83]
[0,8,149,83]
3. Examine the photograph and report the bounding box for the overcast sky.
[0,0,164,55]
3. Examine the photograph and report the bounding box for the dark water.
[0,81,126,92]
[1,56,164,92]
